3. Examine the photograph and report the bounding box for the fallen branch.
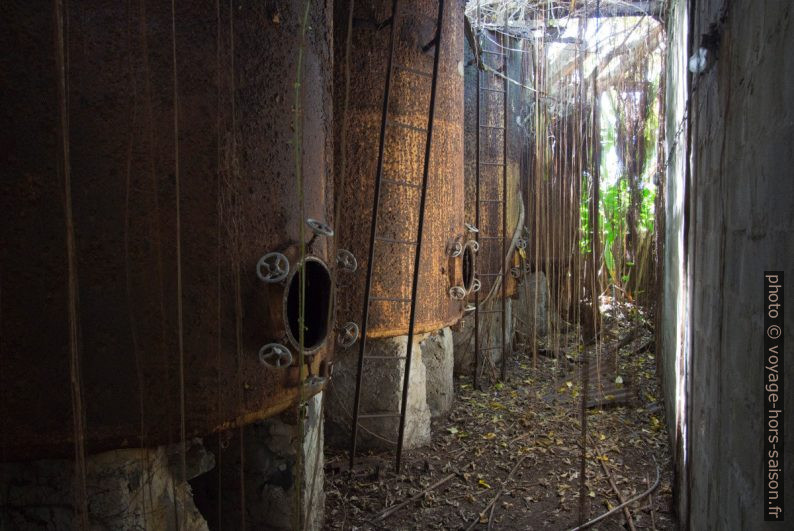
[568,461,661,531]
[370,473,456,522]
[465,455,528,531]
[589,436,637,531]
[647,472,657,530]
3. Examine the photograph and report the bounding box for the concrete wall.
[661,0,794,527]
[660,0,691,520]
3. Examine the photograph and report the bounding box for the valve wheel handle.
[258,343,293,368]
[465,223,479,233]
[449,286,467,300]
[464,303,476,312]
[306,218,334,237]
[336,249,358,273]
[256,252,290,283]
[471,278,482,293]
[337,321,360,348]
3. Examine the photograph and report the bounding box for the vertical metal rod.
[500,22,508,381]
[473,0,481,390]
[349,0,400,471]
[396,0,445,473]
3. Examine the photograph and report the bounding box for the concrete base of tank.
[451,273,549,378]
[190,392,326,531]
[0,439,213,530]
[0,395,327,531]
[451,298,514,378]
[421,327,455,418]
[326,334,435,451]
[513,272,550,339]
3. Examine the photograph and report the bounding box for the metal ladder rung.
[364,355,408,360]
[376,236,418,246]
[382,177,421,189]
[400,9,438,22]
[387,120,427,134]
[369,296,412,303]
[359,413,402,419]
[394,64,433,78]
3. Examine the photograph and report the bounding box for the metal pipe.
[396,0,444,473]
[473,0,482,391]
[500,17,508,382]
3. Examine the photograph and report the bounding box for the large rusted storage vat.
[463,32,521,299]
[335,0,466,339]
[0,0,333,460]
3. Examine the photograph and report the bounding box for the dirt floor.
[324,303,676,530]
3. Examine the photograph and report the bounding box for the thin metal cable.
[169,7,188,528]
[293,1,312,528]
[55,0,89,526]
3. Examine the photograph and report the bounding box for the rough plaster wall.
[663,0,794,527]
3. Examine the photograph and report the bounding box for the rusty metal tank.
[463,31,521,300]
[0,0,334,461]
[334,0,465,339]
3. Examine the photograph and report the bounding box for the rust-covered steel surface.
[463,32,520,299]
[335,0,465,339]
[0,1,333,460]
